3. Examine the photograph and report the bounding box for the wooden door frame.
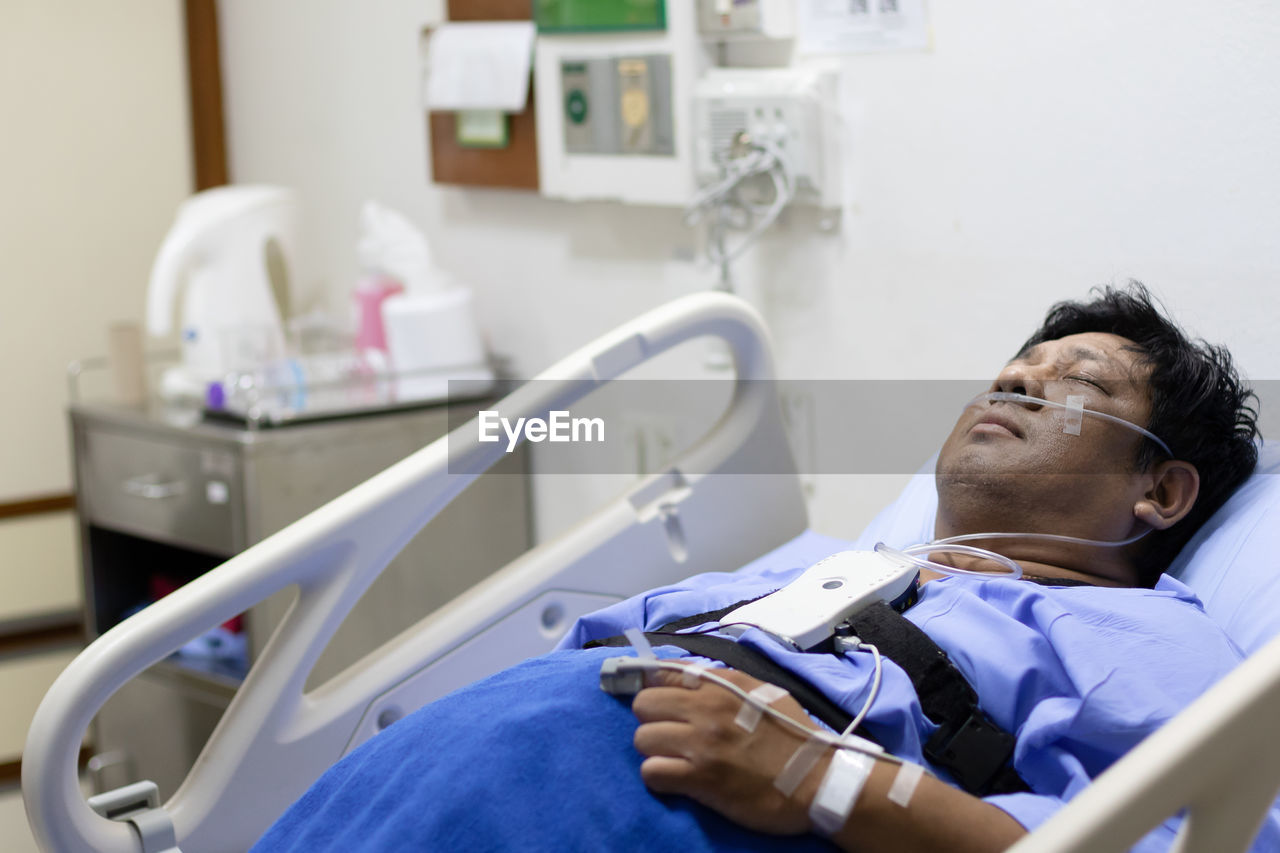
[185,0,228,190]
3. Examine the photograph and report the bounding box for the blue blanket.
[252,647,837,852]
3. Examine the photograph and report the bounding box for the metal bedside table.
[69,401,531,799]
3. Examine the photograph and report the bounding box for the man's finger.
[633,720,696,758]
[638,755,698,794]
[642,666,708,689]
[631,686,700,722]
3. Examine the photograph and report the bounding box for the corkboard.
[447,0,531,20]
[428,0,539,190]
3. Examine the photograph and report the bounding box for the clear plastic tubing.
[877,529,1152,582]
[973,391,1173,457]
[873,391,1171,581]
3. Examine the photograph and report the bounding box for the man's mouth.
[971,411,1024,439]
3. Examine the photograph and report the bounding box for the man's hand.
[631,667,826,835]
[630,665,1028,853]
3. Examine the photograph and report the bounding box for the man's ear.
[1133,461,1200,530]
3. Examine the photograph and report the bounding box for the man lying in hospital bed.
[249,284,1276,852]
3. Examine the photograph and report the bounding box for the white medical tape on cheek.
[623,627,655,659]
[979,391,1173,452]
[1063,395,1085,436]
[809,749,875,837]
[774,737,828,797]
[886,762,924,807]
[733,683,789,732]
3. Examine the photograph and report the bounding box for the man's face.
[935,331,1158,540]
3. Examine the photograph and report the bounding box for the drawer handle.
[122,475,187,500]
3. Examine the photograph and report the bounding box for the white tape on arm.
[886,761,924,807]
[809,748,874,837]
[734,683,789,732]
[774,737,828,797]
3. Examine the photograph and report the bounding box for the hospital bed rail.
[23,292,808,853]
[1006,627,1280,852]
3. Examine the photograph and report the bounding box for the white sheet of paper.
[423,21,535,112]
[797,0,930,55]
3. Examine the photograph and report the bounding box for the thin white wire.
[615,657,911,766]
[686,136,796,285]
[714,142,794,267]
[841,642,882,737]
[686,138,793,216]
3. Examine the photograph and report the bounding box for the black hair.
[1019,282,1260,585]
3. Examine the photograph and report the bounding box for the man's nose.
[993,363,1047,403]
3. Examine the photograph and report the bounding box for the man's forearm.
[793,754,1027,853]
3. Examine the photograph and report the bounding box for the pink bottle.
[353,275,404,352]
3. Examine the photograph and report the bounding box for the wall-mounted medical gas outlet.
[697,0,795,41]
[560,55,675,156]
[693,66,842,208]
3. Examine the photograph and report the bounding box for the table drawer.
[78,427,239,554]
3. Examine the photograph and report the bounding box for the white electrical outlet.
[693,66,842,208]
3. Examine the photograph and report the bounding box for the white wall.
[0,0,191,773]
[217,0,1280,541]
[0,1,190,616]
[0,0,192,499]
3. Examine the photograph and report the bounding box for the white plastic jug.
[146,185,298,399]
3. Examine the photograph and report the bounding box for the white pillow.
[1169,442,1280,654]
[851,444,1280,655]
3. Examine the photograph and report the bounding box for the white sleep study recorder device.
[721,550,919,650]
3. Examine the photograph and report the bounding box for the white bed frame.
[23,293,1280,852]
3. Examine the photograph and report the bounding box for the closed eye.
[1067,375,1110,394]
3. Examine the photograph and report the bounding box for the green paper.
[456,110,509,148]
[534,0,666,33]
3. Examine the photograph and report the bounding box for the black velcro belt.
[847,602,1027,796]
[586,599,1030,797]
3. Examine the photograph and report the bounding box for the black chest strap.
[586,599,1030,797]
[846,602,1028,796]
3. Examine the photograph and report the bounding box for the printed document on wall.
[798,0,930,55]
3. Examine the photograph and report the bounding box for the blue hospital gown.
[559,544,1280,850]
[254,538,1280,852]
